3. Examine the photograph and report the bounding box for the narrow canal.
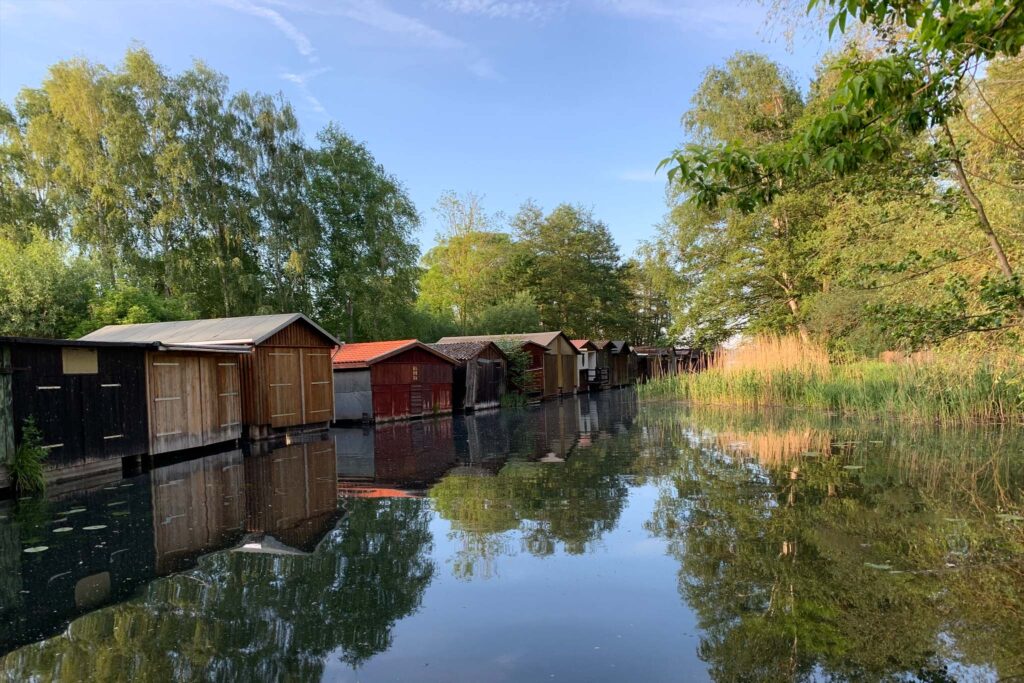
[1,391,1022,681]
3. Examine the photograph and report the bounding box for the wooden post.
[0,345,14,464]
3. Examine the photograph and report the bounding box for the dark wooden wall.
[7,343,148,469]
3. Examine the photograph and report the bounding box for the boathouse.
[429,341,507,412]
[0,336,248,487]
[571,340,604,391]
[607,340,637,387]
[332,340,458,423]
[81,314,339,440]
[436,332,580,400]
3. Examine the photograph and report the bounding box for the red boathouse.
[332,340,458,422]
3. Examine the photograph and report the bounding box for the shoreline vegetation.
[638,336,1024,426]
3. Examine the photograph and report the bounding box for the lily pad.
[52,527,73,533]
[23,546,49,553]
[82,525,108,531]
[106,501,127,507]
[62,508,87,515]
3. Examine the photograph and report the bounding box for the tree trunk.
[346,297,354,342]
[943,123,1018,282]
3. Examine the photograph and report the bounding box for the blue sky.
[0,0,828,255]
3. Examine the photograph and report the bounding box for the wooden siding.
[240,319,335,438]
[7,343,148,469]
[151,449,246,575]
[145,352,242,455]
[244,438,338,551]
[366,348,454,422]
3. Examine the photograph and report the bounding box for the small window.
[62,347,98,375]
[412,365,419,381]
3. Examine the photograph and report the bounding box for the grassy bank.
[638,337,1024,425]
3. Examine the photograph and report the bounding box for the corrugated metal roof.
[332,340,458,369]
[79,313,338,347]
[436,331,579,352]
[0,336,251,354]
[428,341,507,362]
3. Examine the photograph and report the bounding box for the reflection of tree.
[646,410,1024,681]
[431,430,634,579]
[0,497,435,680]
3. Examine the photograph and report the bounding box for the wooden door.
[148,353,203,454]
[264,348,303,428]
[543,354,558,397]
[301,349,334,424]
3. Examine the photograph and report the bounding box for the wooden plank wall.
[146,352,242,455]
[0,346,12,464]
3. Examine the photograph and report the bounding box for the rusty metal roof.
[79,313,339,347]
[436,331,580,353]
[332,339,458,369]
[428,341,507,363]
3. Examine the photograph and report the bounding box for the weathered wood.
[0,345,13,465]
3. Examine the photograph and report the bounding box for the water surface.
[1,392,1022,681]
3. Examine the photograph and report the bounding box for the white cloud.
[280,66,332,115]
[467,57,502,80]
[432,0,567,21]
[214,0,318,63]
[592,0,761,35]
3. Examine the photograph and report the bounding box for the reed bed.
[639,336,1024,425]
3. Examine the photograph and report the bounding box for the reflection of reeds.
[640,336,1024,425]
[714,428,834,467]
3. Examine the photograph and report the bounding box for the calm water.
[1,391,1022,682]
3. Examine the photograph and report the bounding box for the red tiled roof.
[332,339,458,369]
[571,339,595,350]
[331,339,417,368]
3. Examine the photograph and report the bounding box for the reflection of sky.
[323,483,711,682]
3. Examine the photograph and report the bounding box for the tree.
[309,125,421,342]
[661,2,1024,344]
[418,192,519,333]
[0,232,97,338]
[510,202,632,338]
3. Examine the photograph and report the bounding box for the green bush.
[10,416,48,494]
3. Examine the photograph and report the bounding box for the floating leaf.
[106,501,127,507]
[53,527,73,533]
[62,508,86,515]
[23,546,49,553]
[82,525,108,531]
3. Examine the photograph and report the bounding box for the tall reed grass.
[639,336,1024,425]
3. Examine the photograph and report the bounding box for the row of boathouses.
[1,312,697,490]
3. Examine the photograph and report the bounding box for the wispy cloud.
[591,0,761,36]
[214,0,318,63]
[280,66,331,114]
[467,57,502,80]
[432,0,567,21]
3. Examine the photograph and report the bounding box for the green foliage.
[658,3,1024,348]
[496,339,533,397]
[1,48,425,341]
[470,291,542,335]
[9,416,47,494]
[71,281,189,337]
[510,202,633,338]
[0,231,98,338]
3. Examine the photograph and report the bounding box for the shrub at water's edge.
[9,417,48,494]
[638,337,1024,425]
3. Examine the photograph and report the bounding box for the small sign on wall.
[62,347,98,375]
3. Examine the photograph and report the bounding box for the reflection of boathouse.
[336,418,456,496]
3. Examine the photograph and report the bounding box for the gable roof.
[79,313,339,347]
[571,339,598,351]
[428,341,507,363]
[435,331,580,353]
[332,339,458,369]
[609,340,632,354]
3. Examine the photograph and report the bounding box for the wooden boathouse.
[571,340,605,392]
[81,314,338,440]
[332,340,458,423]
[429,341,507,412]
[0,336,248,488]
[436,332,580,400]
